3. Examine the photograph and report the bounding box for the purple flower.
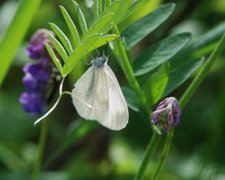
[20,29,55,116]
[27,29,54,59]
[19,92,47,115]
[22,73,39,91]
[23,60,52,82]
[151,97,181,134]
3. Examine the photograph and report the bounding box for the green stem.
[135,133,160,180]
[32,119,49,180]
[151,130,174,180]
[149,33,225,180]
[112,26,148,112]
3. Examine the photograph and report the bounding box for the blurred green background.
[0,0,225,179]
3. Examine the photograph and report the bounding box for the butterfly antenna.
[96,48,100,57]
[106,41,112,57]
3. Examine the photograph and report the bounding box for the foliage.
[0,0,225,179]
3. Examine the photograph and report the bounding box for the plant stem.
[151,130,174,180]
[149,33,225,180]
[32,119,49,180]
[135,133,160,180]
[112,26,148,112]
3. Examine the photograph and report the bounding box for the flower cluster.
[151,97,181,134]
[19,29,55,116]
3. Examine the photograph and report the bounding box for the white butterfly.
[72,55,129,130]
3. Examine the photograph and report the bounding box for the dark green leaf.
[122,3,175,48]
[134,33,192,76]
[45,120,97,168]
[0,143,27,172]
[122,87,142,112]
[164,58,204,96]
[143,62,170,106]
[171,20,225,67]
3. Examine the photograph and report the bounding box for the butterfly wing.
[72,66,109,120]
[98,65,129,130]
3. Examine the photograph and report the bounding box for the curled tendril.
[34,77,71,126]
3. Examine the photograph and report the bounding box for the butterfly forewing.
[72,66,109,120]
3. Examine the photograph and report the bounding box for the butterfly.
[72,54,129,130]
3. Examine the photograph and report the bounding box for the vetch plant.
[4,0,224,179]
[20,29,57,116]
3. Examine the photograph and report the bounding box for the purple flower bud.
[19,92,47,115]
[27,29,53,59]
[151,97,181,134]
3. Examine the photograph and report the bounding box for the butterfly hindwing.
[97,65,129,130]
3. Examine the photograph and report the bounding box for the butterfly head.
[91,55,108,68]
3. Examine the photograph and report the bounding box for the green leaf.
[82,13,114,40]
[90,34,118,52]
[0,0,42,86]
[171,20,225,67]
[71,0,88,35]
[128,0,151,16]
[0,143,27,172]
[122,87,142,112]
[45,44,64,77]
[143,62,170,106]
[134,33,192,76]
[100,0,120,19]
[179,33,225,108]
[93,0,104,20]
[122,3,175,48]
[59,5,80,47]
[49,23,73,55]
[63,33,117,75]
[114,0,133,24]
[164,58,204,96]
[48,35,68,63]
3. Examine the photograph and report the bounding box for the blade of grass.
[0,0,42,86]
